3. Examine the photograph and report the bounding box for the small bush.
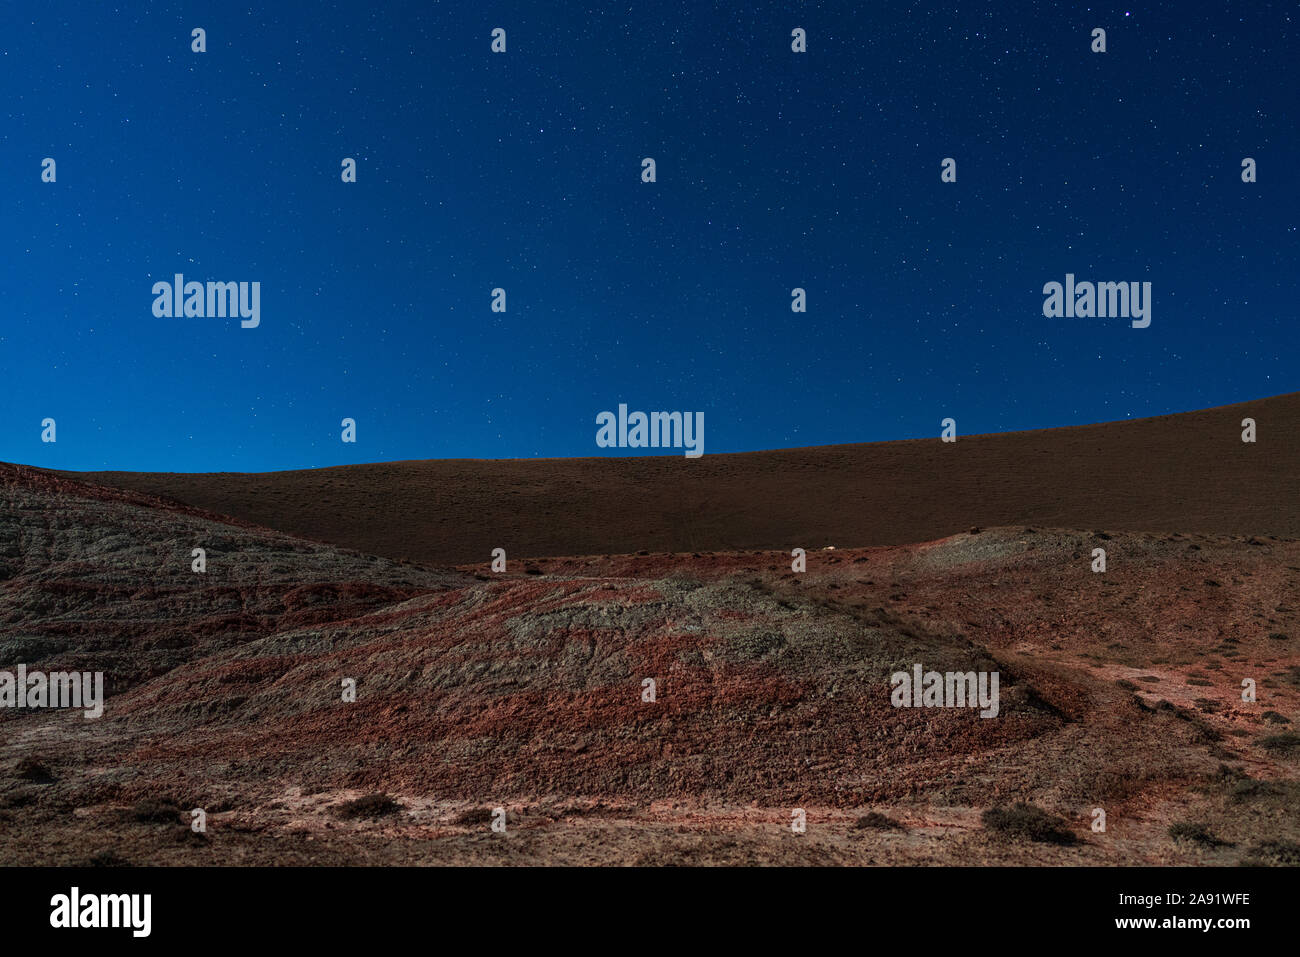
[1231,780,1283,802]
[981,803,1076,845]
[853,812,905,831]
[1244,840,1300,866]
[452,806,505,826]
[1259,733,1300,755]
[130,796,182,823]
[332,793,403,820]
[15,757,54,783]
[1168,822,1231,848]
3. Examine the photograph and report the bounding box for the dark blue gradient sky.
[4,1,1296,471]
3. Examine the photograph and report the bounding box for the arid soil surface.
[68,392,1300,564]
[2,420,1298,864]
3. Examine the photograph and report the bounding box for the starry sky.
[3,1,1296,472]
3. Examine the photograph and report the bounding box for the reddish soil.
[1,451,1298,864]
[64,391,1300,565]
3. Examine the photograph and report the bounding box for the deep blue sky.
[3,1,1296,471]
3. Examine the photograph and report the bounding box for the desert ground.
[1,395,1297,865]
[68,392,1299,564]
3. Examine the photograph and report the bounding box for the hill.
[61,392,1300,565]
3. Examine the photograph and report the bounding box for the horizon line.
[9,389,1293,477]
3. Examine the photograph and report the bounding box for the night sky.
[4,1,1296,471]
